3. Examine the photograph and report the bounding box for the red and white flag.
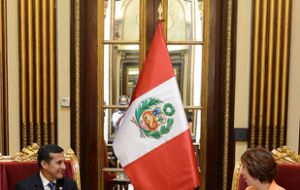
[113,22,200,190]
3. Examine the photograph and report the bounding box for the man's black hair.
[37,144,64,168]
[187,112,193,122]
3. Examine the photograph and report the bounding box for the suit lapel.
[32,172,45,190]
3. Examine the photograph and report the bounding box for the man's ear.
[41,160,48,169]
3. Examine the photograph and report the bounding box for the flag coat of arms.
[113,22,200,190]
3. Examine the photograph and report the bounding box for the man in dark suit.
[15,144,78,190]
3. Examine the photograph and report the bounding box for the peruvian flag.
[113,22,200,190]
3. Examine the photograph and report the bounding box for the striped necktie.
[48,181,56,190]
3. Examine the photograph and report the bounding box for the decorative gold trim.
[280,0,291,146]
[18,0,59,147]
[49,0,56,144]
[223,0,233,188]
[0,0,2,151]
[272,146,300,164]
[20,0,27,147]
[273,0,283,149]
[28,0,34,145]
[231,161,242,190]
[65,149,81,189]
[258,0,267,146]
[249,0,291,149]
[200,0,209,188]
[74,0,81,159]
[35,0,42,146]
[42,0,49,143]
[266,0,275,150]
[250,0,260,148]
[3,0,8,153]
[0,143,40,161]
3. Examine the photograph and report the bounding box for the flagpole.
[158,3,163,21]
[157,2,167,48]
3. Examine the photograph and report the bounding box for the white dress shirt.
[39,171,57,190]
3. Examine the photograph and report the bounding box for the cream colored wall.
[234,0,300,163]
[287,0,300,152]
[6,0,71,153]
[57,0,71,151]
[7,0,20,154]
[234,0,251,163]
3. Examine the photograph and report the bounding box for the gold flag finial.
[158,3,163,21]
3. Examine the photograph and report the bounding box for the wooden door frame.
[202,0,237,189]
[70,0,100,189]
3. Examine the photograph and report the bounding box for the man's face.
[119,98,128,106]
[41,152,66,181]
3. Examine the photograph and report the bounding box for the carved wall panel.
[19,0,57,147]
[249,0,292,149]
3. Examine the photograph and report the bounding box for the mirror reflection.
[104,0,140,41]
[102,1,204,188]
[167,0,203,41]
[103,0,203,148]
[103,45,202,142]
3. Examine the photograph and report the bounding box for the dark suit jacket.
[14,172,78,190]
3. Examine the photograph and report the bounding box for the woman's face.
[240,164,259,187]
